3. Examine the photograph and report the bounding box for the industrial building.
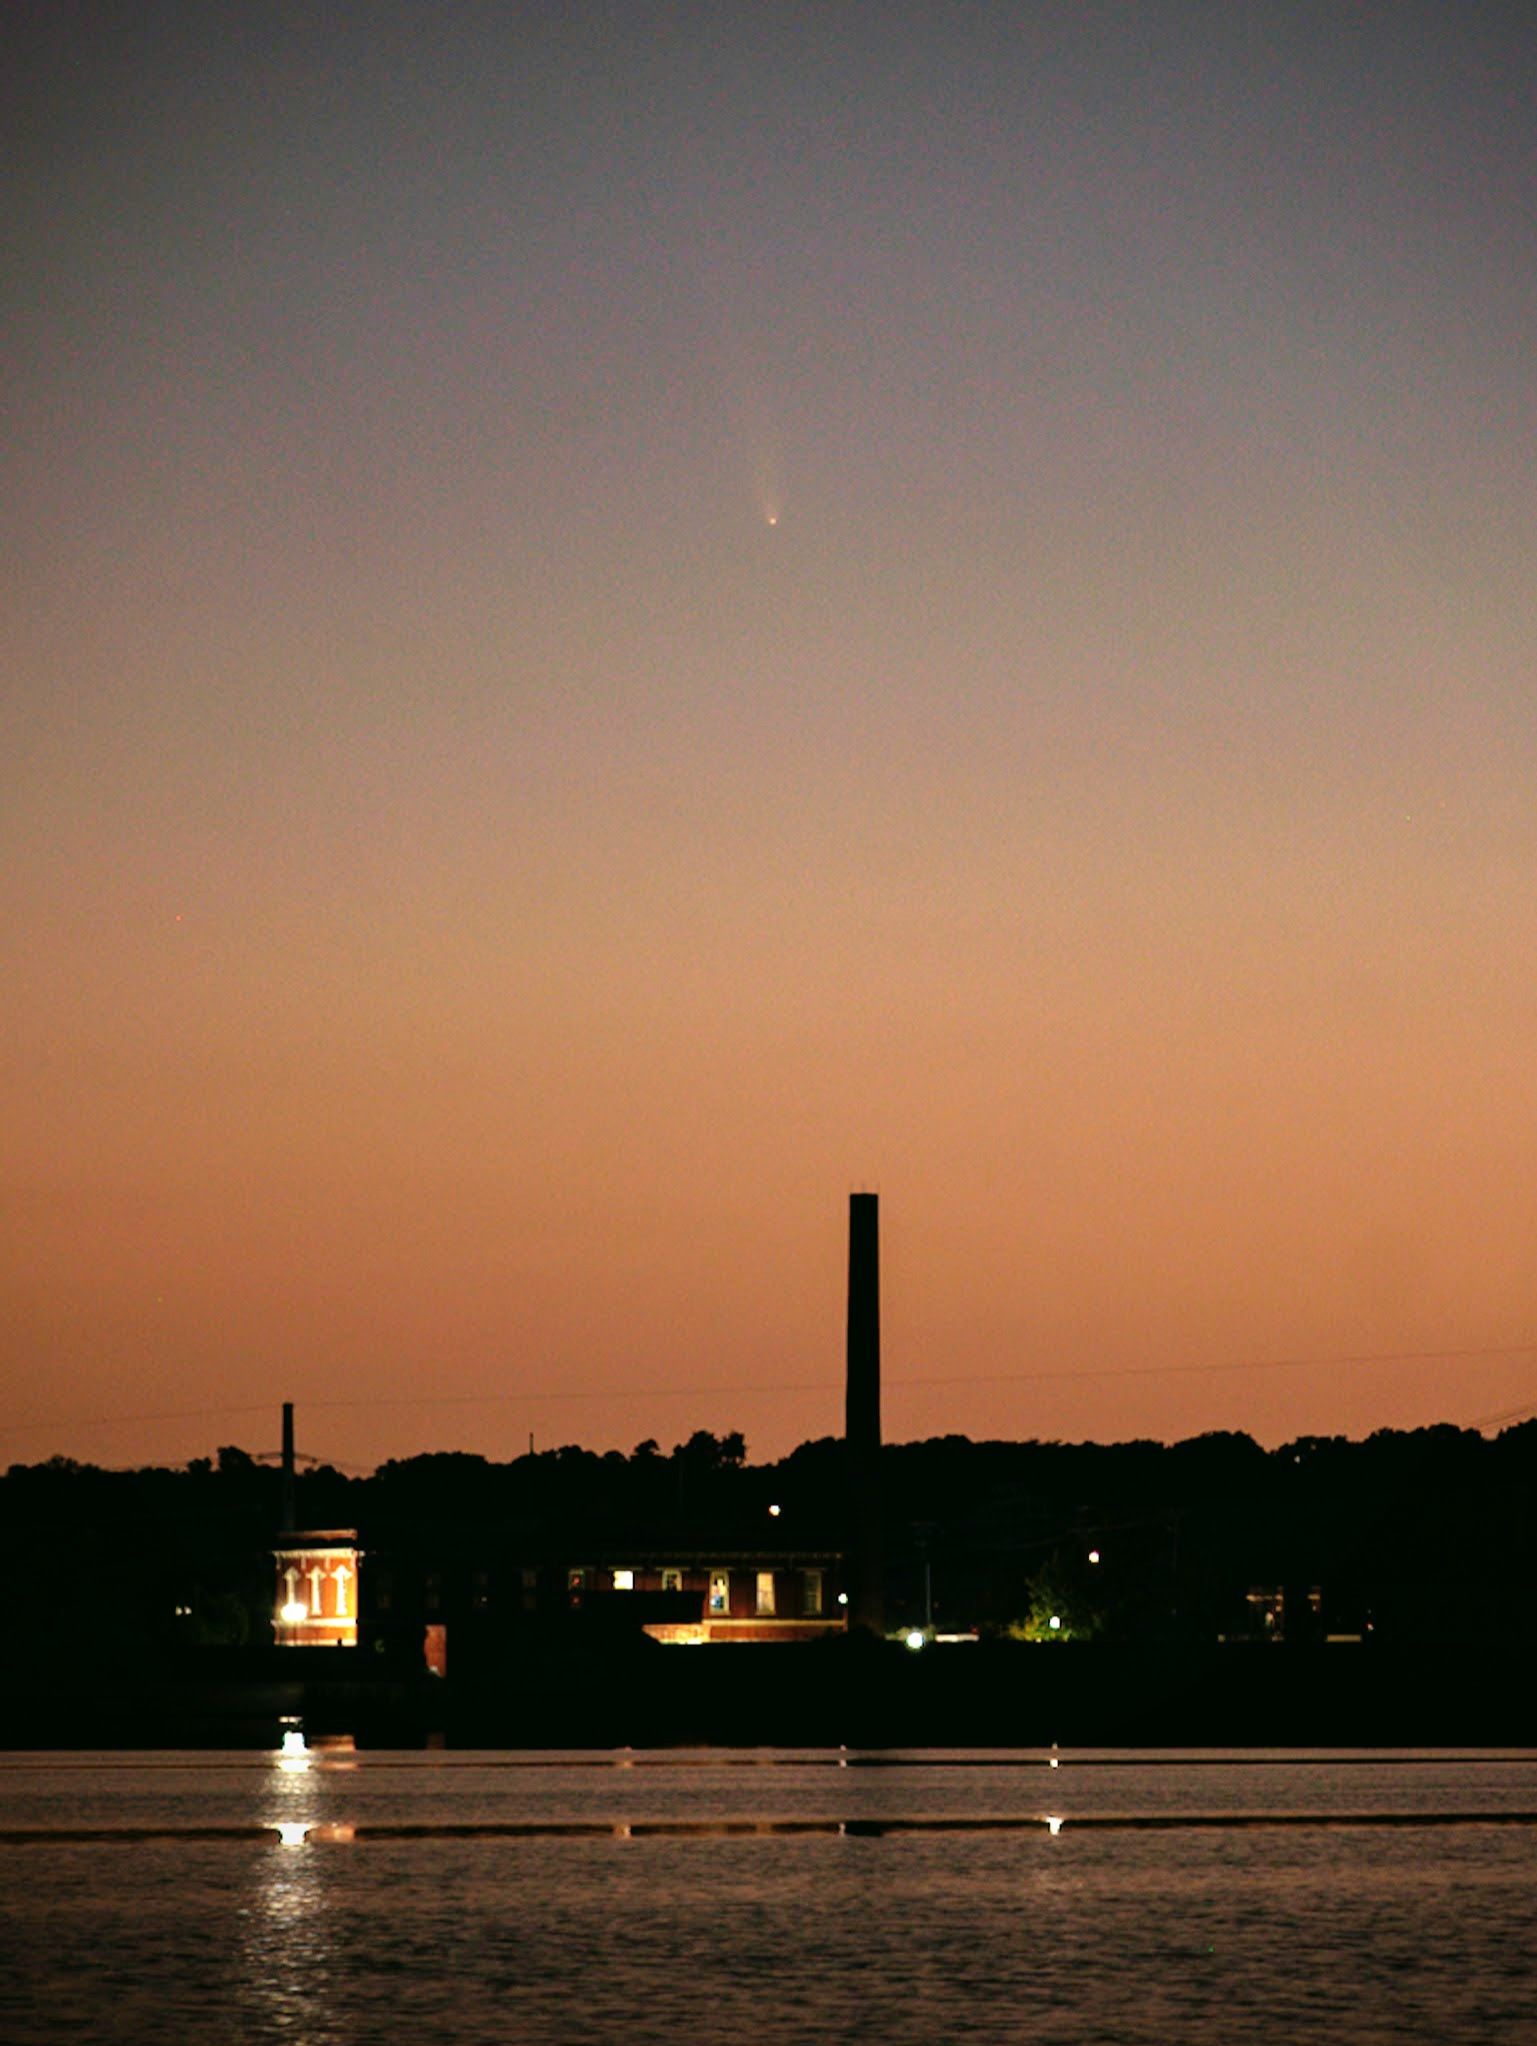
[273,1194,886,1669]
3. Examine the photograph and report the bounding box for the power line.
[1468,1398,1537,1431]
[895,1341,1537,1388]
[248,1447,374,1475]
[4,1341,1534,1440]
[2,1401,276,1438]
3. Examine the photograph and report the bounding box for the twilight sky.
[5,3,1537,1472]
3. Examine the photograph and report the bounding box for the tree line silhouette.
[7,1420,1534,1661]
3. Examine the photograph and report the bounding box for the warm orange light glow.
[273,1539,360,1647]
[6,8,1534,1481]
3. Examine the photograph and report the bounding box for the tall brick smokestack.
[845,1192,884,1635]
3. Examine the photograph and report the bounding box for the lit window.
[708,1571,730,1615]
[756,1571,776,1617]
[661,1568,682,1592]
[612,1569,634,1591]
[803,1570,823,1617]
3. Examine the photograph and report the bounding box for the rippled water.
[3,1749,1535,2043]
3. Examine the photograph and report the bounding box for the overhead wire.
[5,1341,1534,1445]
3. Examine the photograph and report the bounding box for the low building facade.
[272,1529,361,1647]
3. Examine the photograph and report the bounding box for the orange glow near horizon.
[5,11,1537,1473]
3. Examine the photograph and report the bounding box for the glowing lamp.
[280,1601,308,1624]
[1048,1614,1062,1631]
[904,1629,926,1651]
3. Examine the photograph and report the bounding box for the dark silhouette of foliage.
[4,1421,1534,1648]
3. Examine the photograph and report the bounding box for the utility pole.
[845,1192,885,1636]
[280,1401,296,1534]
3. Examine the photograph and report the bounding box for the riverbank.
[4,1637,1531,1749]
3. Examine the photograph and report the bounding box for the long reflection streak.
[232,1739,348,2038]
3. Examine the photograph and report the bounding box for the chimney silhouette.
[845,1192,884,1635]
[280,1401,296,1534]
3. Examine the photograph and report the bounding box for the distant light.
[904,1629,926,1651]
[276,1723,310,1772]
[612,1569,634,1591]
[1088,1549,1101,1565]
[280,1601,307,1624]
[768,1503,782,1517]
[1049,1755,1060,1769]
[276,1823,309,1848]
[837,1592,849,1606]
[1048,1614,1062,1631]
[1046,1816,1063,1836]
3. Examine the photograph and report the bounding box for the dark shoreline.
[5,1639,1532,1751]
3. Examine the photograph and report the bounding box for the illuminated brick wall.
[273,1533,360,1646]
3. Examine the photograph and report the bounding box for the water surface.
[3,1749,1533,2043]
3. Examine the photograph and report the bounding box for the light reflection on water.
[5,1745,1536,1835]
[235,1798,343,2046]
[1,1751,1535,2044]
